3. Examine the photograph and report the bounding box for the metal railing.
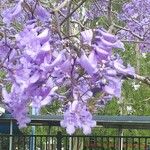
[1,132,150,150]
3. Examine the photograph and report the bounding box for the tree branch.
[127,74,150,86]
[60,0,87,26]
[54,0,69,12]
[66,0,72,37]
[122,40,150,45]
[113,24,144,40]
[108,0,112,24]
[58,10,89,30]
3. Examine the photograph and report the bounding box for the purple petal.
[79,51,98,76]
[71,100,78,112]
[81,29,93,46]
[88,51,97,67]
[35,5,49,21]
[50,51,65,68]
[37,28,49,44]
[2,88,10,103]
[41,42,51,51]
[40,96,52,106]
[93,45,109,55]
[66,124,75,135]
[114,59,135,75]
[2,0,23,24]
[104,77,122,98]
[100,30,117,42]
[104,85,115,95]
[100,38,125,50]
[82,125,91,135]
[106,69,117,76]
[60,59,71,73]
[29,72,40,84]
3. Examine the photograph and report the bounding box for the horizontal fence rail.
[1,133,150,150]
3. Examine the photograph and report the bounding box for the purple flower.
[2,0,23,25]
[37,28,50,44]
[118,0,150,53]
[92,44,110,58]
[41,42,51,52]
[104,77,122,98]
[66,124,76,135]
[1,0,136,135]
[49,50,66,68]
[81,29,93,46]
[94,32,125,51]
[85,0,108,20]
[99,29,117,43]
[34,5,50,21]
[79,51,98,76]
[0,42,11,61]
[113,58,135,76]
[2,87,30,128]
[61,101,96,135]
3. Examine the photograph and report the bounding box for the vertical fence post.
[69,136,72,150]
[57,131,62,150]
[30,107,39,150]
[47,126,51,150]
[118,128,123,150]
[9,120,13,150]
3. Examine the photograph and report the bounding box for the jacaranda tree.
[0,0,150,135]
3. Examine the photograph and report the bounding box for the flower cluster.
[119,0,150,52]
[86,0,109,20]
[61,101,96,135]
[2,0,50,25]
[1,0,135,134]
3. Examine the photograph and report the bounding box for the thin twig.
[122,40,150,45]
[108,0,112,24]
[54,11,62,39]
[58,10,89,30]
[66,0,72,36]
[114,24,144,40]
[60,0,87,26]
[54,0,69,12]
[127,74,150,86]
